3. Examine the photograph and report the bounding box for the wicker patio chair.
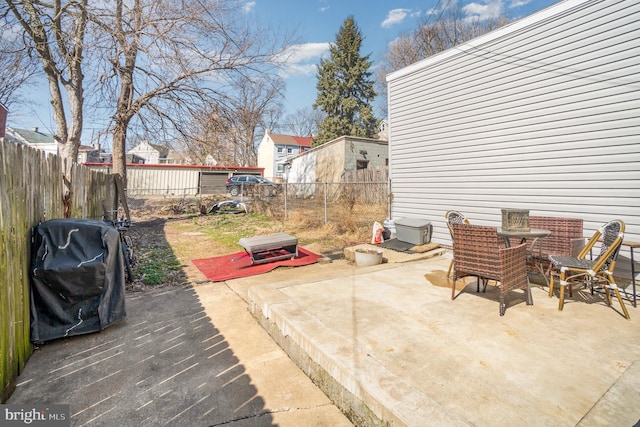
[548,220,628,319]
[445,210,470,278]
[452,223,532,316]
[527,216,584,274]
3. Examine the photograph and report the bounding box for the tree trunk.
[109,0,139,188]
[7,0,87,216]
[111,121,128,186]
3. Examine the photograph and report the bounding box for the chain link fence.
[126,181,390,233]
[280,181,389,231]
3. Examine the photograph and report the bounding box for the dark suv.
[225,175,280,197]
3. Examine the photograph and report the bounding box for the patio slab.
[244,252,640,426]
[6,284,352,426]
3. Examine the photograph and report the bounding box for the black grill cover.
[30,219,126,342]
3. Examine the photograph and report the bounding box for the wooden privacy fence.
[0,139,116,403]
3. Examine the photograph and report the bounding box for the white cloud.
[283,42,331,63]
[243,1,256,13]
[509,0,532,8]
[463,1,502,21]
[279,63,320,78]
[381,8,411,28]
[274,42,331,78]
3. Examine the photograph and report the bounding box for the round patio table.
[498,228,552,278]
[497,228,551,248]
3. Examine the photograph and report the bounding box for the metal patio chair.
[548,219,629,319]
[452,223,532,316]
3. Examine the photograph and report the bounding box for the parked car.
[225,175,280,197]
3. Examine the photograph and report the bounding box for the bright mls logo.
[1,404,69,426]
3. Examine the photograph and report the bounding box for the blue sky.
[249,0,560,119]
[8,0,559,137]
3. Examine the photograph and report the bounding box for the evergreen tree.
[313,16,378,146]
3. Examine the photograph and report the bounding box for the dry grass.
[124,196,386,292]
[128,196,382,258]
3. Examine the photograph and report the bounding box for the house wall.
[343,139,388,175]
[288,136,389,184]
[288,150,317,183]
[257,135,275,180]
[316,139,346,183]
[275,145,304,181]
[287,150,318,197]
[128,141,160,164]
[5,127,58,156]
[386,0,640,253]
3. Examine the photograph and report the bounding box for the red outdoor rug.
[192,247,322,282]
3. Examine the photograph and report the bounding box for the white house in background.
[288,135,388,184]
[378,119,388,141]
[386,0,640,255]
[257,129,312,181]
[127,140,168,164]
[4,127,58,156]
[77,144,103,163]
[127,140,191,165]
[6,126,109,162]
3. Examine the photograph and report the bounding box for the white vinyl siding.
[386,0,640,255]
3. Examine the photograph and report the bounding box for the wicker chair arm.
[498,243,528,292]
[570,238,586,256]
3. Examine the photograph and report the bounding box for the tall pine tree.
[313,16,378,146]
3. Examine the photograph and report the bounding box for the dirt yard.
[125,196,375,292]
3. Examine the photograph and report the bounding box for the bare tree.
[376,5,510,116]
[281,107,325,137]
[176,106,230,165]
[0,25,40,110]
[178,75,284,166]
[226,75,284,166]
[87,0,290,183]
[4,0,87,203]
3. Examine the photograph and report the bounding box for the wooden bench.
[238,232,298,265]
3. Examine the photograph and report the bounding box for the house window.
[277,147,284,153]
[277,164,285,173]
[287,147,293,154]
[356,160,369,170]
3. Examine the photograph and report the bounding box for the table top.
[598,238,640,248]
[622,241,640,248]
[497,228,551,239]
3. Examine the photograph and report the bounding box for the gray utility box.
[394,218,432,245]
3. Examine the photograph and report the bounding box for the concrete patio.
[6,246,640,426]
[227,247,640,426]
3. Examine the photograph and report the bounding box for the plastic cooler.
[394,218,432,245]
